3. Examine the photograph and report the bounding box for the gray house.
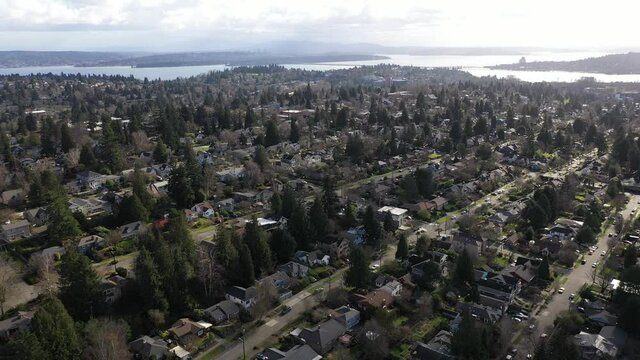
[129,336,169,360]
[204,300,240,324]
[277,261,309,279]
[0,311,34,339]
[297,318,346,355]
[77,235,106,255]
[1,220,31,242]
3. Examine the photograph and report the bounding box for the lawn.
[491,256,509,268]
[390,343,412,359]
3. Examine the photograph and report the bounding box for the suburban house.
[297,318,347,355]
[413,330,455,360]
[168,318,210,343]
[427,196,449,211]
[129,336,169,360]
[318,238,350,259]
[191,201,215,219]
[118,221,146,239]
[260,271,293,301]
[546,224,576,241]
[261,344,321,360]
[455,302,502,324]
[380,279,403,297]
[573,326,626,360]
[1,220,31,242]
[225,286,257,310]
[451,232,484,258]
[0,189,24,207]
[328,306,361,330]
[355,289,394,310]
[68,197,110,217]
[100,275,127,304]
[204,300,240,324]
[294,250,330,267]
[24,207,49,226]
[475,269,521,312]
[77,235,106,255]
[277,261,309,279]
[503,257,541,284]
[377,206,409,227]
[0,311,34,339]
[170,345,193,360]
[216,198,236,212]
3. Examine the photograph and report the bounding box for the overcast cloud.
[0,0,637,51]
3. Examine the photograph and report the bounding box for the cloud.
[0,0,638,50]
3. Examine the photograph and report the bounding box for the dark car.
[280,305,292,316]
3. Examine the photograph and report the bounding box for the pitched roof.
[299,318,346,354]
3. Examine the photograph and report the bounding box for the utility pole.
[241,328,246,360]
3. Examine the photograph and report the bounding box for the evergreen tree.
[31,297,82,360]
[453,249,475,287]
[79,143,97,169]
[309,196,329,240]
[363,206,382,248]
[576,225,595,245]
[395,234,408,260]
[321,177,339,218]
[243,218,273,277]
[237,243,255,287]
[265,120,280,147]
[383,212,397,232]
[538,256,551,280]
[119,194,150,223]
[7,332,47,360]
[168,165,195,208]
[281,186,297,218]
[345,246,371,289]
[624,246,638,269]
[451,310,480,359]
[153,138,169,163]
[132,168,153,210]
[60,123,74,153]
[58,251,100,320]
[47,195,82,244]
[289,202,313,250]
[253,145,268,170]
[289,118,300,143]
[135,247,168,311]
[415,168,435,198]
[344,200,358,228]
[270,192,282,216]
[270,229,297,264]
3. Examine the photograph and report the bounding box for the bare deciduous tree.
[0,256,17,315]
[28,253,56,294]
[197,246,225,299]
[84,319,132,360]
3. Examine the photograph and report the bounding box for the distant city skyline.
[0,0,638,52]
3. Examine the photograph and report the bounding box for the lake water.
[2,52,640,83]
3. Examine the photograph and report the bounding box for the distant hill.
[490,52,640,74]
[0,50,389,68]
[91,52,390,68]
[0,51,135,68]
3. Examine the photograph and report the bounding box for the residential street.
[534,194,640,336]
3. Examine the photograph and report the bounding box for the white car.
[558,287,565,294]
[601,251,606,256]
[592,262,598,268]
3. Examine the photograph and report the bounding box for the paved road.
[410,151,597,243]
[206,243,397,360]
[534,194,640,336]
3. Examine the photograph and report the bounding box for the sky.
[0,0,638,52]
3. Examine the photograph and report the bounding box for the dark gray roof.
[299,318,345,354]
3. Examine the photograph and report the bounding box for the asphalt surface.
[534,194,640,336]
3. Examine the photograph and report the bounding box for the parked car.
[280,305,292,316]
[558,287,565,294]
